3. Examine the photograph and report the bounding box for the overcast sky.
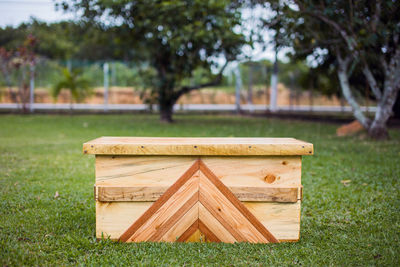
[0,0,74,26]
[0,0,285,62]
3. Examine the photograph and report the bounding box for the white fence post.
[270,51,278,112]
[103,62,109,112]
[234,66,242,114]
[29,64,35,113]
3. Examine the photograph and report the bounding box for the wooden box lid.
[83,137,313,156]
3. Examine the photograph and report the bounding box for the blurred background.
[0,0,399,138]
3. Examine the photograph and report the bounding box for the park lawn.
[0,114,399,266]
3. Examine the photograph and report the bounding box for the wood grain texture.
[176,220,198,242]
[199,160,279,243]
[162,203,199,242]
[95,155,302,189]
[244,201,301,241]
[186,229,205,243]
[198,168,277,243]
[84,137,313,156]
[97,185,300,202]
[149,194,198,242]
[117,159,280,243]
[93,152,306,242]
[96,201,300,241]
[198,220,221,242]
[119,160,199,242]
[198,203,237,243]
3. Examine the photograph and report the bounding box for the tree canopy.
[59,0,247,122]
[261,0,400,139]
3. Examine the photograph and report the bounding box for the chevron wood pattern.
[119,159,278,243]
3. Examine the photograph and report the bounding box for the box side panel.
[95,155,302,242]
[96,201,300,242]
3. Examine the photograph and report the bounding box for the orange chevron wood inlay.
[119,159,279,243]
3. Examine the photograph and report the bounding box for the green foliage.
[52,68,92,103]
[260,1,400,98]
[60,0,247,121]
[0,114,399,265]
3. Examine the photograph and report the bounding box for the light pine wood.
[96,201,300,241]
[198,203,236,243]
[119,160,200,242]
[95,156,197,186]
[84,137,313,156]
[86,137,313,243]
[198,168,277,243]
[244,201,301,241]
[96,201,152,239]
[127,175,199,242]
[117,159,280,243]
[95,155,302,188]
[185,228,205,243]
[161,203,199,242]
[96,185,301,202]
[176,221,199,242]
[198,220,221,242]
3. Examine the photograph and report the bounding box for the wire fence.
[0,58,376,114]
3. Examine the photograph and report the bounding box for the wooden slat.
[84,137,313,156]
[130,187,198,242]
[199,160,279,243]
[160,203,199,242]
[198,220,221,243]
[198,203,236,243]
[95,155,301,188]
[148,193,198,241]
[176,220,198,242]
[186,229,205,243]
[97,185,300,202]
[244,201,301,241]
[96,200,301,241]
[119,160,199,242]
[199,172,268,243]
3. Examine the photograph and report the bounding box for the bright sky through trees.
[0,0,284,62]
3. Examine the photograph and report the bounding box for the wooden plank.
[198,203,236,243]
[199,160,279,243]
[129,184,198,242]
[160,203,199,242]
[119,160,199,242]
[95,155,197,186]
[95,155,302,189]
[96,158,299,242]
[176,220,198,242]
[84,137,314,156]
[96,201,152,239]
[96,201,300,241]
[199,172,267,243]
[201,156,301,187]
[148,193,198,242]
[185,229,205,243]
[244,201,301,241]
[198,220,221,243]
[97,185,299,202]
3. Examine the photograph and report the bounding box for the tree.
[52,68,92,108]
[0,35,38,113]
[59,0,246,122]
[262,0,400,139]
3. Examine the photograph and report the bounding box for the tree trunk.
[337,56,370,128]
[368,83,399,140]
[159,102,174,123]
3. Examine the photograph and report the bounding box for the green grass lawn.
[0,114,399,266]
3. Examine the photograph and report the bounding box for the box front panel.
[95,155,302,242]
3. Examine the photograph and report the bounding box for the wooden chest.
[83,137,313,243]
